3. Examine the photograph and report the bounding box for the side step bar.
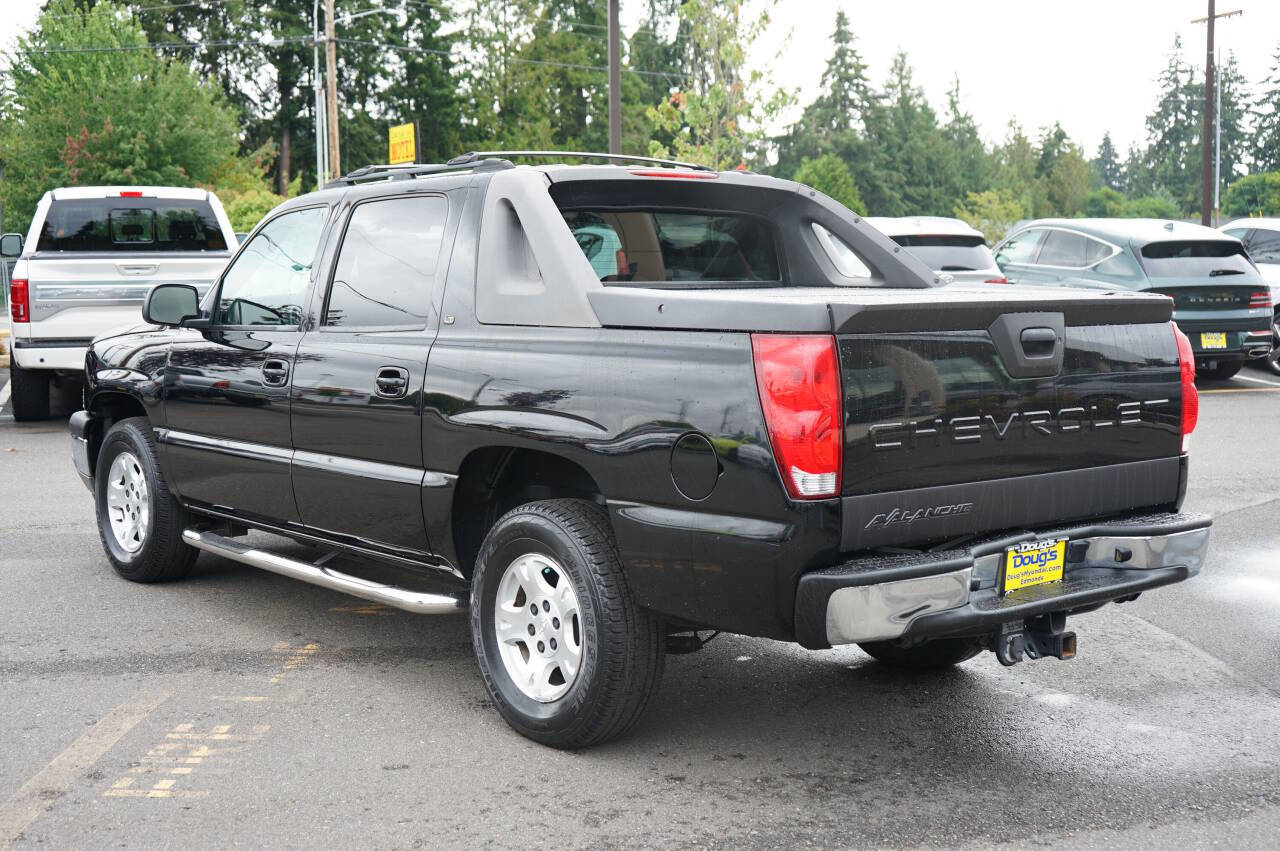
[182,529,468,615]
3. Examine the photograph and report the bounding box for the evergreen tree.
[1143,36,1200,214]
[1215,51,1251,202]
[1256,43,1280,171]
[1094,132,1122,191]
[942,76,991,203]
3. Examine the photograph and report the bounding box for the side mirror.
[0,233,23,258]
[143,283,201,326]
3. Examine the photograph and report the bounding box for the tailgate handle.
[1019,327,1057,358]
[987,312,1065,379]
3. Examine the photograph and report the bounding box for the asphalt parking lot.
[2,366,1279,849]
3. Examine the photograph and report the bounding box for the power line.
[21,36,312,56]
[38,1,235,22]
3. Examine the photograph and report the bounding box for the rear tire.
[1265,318,1280,375]
[859,636,985,670]
[95,417,197,583]
[1197,360,1242,380]
[470,499,664,749]
[9,361,50,421]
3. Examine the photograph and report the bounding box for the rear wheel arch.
[451,447,607,578]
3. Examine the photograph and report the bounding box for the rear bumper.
[12,337,93,371]
[1174,320,1271,360]
[794,511,1211,649]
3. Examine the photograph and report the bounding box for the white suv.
[2,186,237,419]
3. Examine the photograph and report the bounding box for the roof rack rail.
[323,158,511,190]
[446,150,716,172]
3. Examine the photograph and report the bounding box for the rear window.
[561,210,780,284]
[1138,240,1257,279]
[36,197,228,252]
[890,234,995,272]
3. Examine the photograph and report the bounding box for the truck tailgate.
[839,320,1183,549]
[23,254,227,341]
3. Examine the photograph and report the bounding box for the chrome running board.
[182,529,468,614]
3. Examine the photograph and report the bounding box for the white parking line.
[0,380,10,414]
[1232,372,1280,388]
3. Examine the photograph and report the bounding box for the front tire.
[94,417,197,582]
[9,361,50,421]
[859,636,985,670]
[470,499,664,749]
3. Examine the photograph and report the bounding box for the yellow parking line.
[0,689,171,847]
[1200,387,1280,394]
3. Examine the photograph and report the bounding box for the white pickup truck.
[2,186,237,420]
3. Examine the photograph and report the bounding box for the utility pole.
[1191,5,1242,227]
[1198,0,1214,227]
[608,0,621,155]
[325,0,340,179]
[313,0,326,186]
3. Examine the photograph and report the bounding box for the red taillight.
[1173,324,1198,452]
[9,279,29,322]
[751,334,843,499]
[984,276,1009,284]
[1250,291,1272,309]
[118,190,143,197]
[627,169,718,179]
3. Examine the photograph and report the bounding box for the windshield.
[561,210,780,284]
[1139,240,1257,279]
[890,234,995,272]
[36,197,228,252]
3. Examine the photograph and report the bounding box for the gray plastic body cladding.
[841,456,1183,551]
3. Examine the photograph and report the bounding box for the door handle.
[261,358,290,387]
[375,366,409,398]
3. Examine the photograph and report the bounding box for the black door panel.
[290,332,432,552]
[163,329,301,520]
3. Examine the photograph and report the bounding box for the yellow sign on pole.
[388,123,416,165]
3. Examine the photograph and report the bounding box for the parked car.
[1,186,237,420]
[993,219,1271,379]
[72,153,1209,749]
[1220,218,1280,374]
[865,216,1005,284]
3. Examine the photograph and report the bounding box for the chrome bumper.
[795,513,1211,649]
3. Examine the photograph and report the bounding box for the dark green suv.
[994,219,1272,379]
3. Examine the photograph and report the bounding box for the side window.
[1037,230,1089,267]
[1082,237,1113,267]
[324,195,448,328]
[1247,228,1280,263]
[995,229,1045,266]
[215,207,327,326]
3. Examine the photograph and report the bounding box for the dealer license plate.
[1002,538,1067,594]
[1200,332,1228,349]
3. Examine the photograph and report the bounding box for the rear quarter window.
[36,197,228,252]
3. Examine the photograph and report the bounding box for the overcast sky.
[6,0,1279,158]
